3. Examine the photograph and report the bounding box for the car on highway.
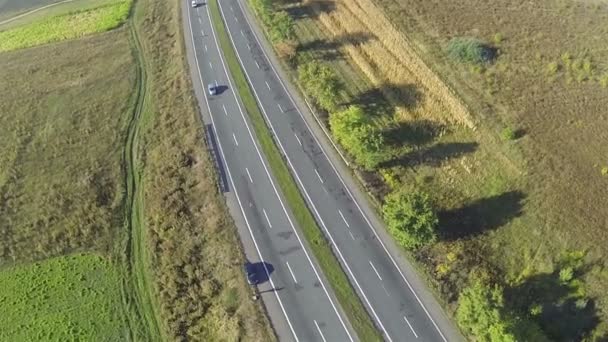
[244,262,258,285]
[207,83,218,95]
[191,1,198,8]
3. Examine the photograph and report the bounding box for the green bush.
[268,11,294,43]
[501,127,516,141]
[298,61,341,112]
[447,37,495,64]
[330,106,384,169]
[382,190,438,249]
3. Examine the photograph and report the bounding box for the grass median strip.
[208,0,382,340]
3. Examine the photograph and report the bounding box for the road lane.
[185,3,354,341]
[217,0,463,340]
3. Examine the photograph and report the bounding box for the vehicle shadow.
[251,261,274,284]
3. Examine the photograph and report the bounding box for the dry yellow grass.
[306,0,474,127]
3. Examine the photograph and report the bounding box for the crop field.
[0,0,131,52]
[262,0,608,339]
[0,253,128,341]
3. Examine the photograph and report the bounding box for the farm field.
[258,0,608,339]
[0,254,128,341]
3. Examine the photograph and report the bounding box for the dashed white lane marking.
[382,284,390,297]
[235,16,238,22]
[201,28,205,36]
[286,262,298,284]
[209,61,213,69]
[245,167,253,183]
[247,43,251,51]
[232,133,238,146]
[198,16,201,24]
[314,169,324,184]
[204,44,208,52]
[255,60,260,69]
[369,261,383,281]
[277,103,284,112]
[294,134,302,146]
[349,231,356,240]
[338,210,350,228]
[265,81,271,90]
[314,320,328,342]
[240,29,245,37]
[230,5,234,12]
[222,104,228,116]
[404,316,419,339]
[262,208,272,228]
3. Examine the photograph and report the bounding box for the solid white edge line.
[262,208,272,228]
[245,167,253,183]
[186,8,299,341]
[314,169,324,184]
[369,261,383,281]
[294,134,302,146]
[314,320,328,342]
[207,4,353,342]
[232,133,239,146]
[217,2,389,340]
[338,210,350,228]
[222,104,228,115]
[286,261,298,284]
[404,316,419,339]
[233,1,449,340]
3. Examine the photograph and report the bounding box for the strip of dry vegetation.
[133,0,274,339]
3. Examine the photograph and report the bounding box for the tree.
[382,190,437,249]
[330,106,384,169]
[297,61,340,112]
[268,11,295,43]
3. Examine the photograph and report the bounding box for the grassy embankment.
[255,0,608,339]
[208,0,381,340]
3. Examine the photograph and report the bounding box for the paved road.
[214,0,464,341]
[182,3,355,342]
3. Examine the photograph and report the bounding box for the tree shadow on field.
[382,119,442,147]
[378,141,478,169]
[297,32,374,61]
[284,1,336,20]
[346,83,423,117]
[437,190,525,240]
[506,264,601,341]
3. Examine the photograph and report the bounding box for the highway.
[183,0,462,341]
[182,3,355,342]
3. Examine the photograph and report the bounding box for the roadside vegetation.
[247,0,608,340]
[0,0,131,52]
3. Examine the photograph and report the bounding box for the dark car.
[244,262,258,285]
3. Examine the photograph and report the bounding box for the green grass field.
[0,0,131,52]
[0,253,128,341]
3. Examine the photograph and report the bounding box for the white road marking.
[235,16,239,22]
[222,104,228,116]
[265,81,271,90]
[338,210,350,227]
[255,60,260,69]
[314,320,328,342]
[370,261,383,281]
[198,16,201,24]
[240,29,245,37]
[205,5,352,341]
[404,316,419,339]
[349,231,356,240]
[286,262,298,284]
[294,134,302,146]
[382,284,391,297]
[262,208,272,228]
[314,169,324,184]
[204,44,208,52]
[232,133,238,146]
[277,103,284,113]
[231,5,449,338]
[230,5,234,12]
[186,10,298,340]
[245,167,253,183]
[247,43,251,51]
[201,28,205,36]
[209,61,213,69]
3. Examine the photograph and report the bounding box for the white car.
[191,1,198,8]
[208,84,217,95]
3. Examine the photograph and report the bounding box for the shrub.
[501,127,516,141]
[330,106,385,169]
[493,33,504,44]
[447,37,495,64]
[546,61,559,75]
[298,61,340,112]
[382,190,438,249]
[268,11,295,43]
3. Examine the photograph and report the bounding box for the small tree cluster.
[381,190,438,249]
[298,61,341,112]
[330,105,384,170]
[250,0,294,43]
[447,37,495,64]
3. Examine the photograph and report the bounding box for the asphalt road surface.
[183,2,355,342]
[183,0,463,341]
